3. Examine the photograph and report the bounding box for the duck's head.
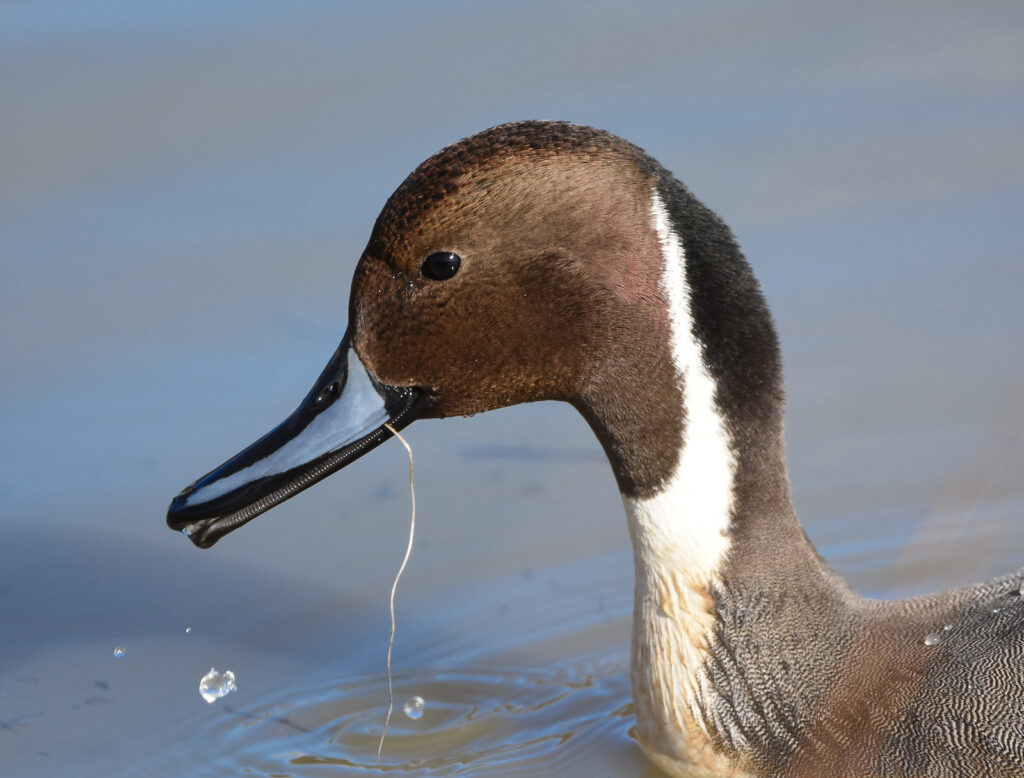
[167,121,781,549]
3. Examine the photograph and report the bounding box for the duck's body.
[168,122,1024,777]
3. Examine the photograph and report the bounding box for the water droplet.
[1019,583,1024,596]
[943,624,953,631]
[923,633,941,646]
[993,607,1002,614]
[199,668,236,703]
[113,646,126,658]
[403,695,425,720]
[185,627,192,634]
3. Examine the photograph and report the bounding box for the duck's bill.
[166,333,424,549]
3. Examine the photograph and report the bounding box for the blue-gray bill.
[166,333,423,549]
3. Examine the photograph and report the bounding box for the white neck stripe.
[624,190,736,582]
[621,189,742,778]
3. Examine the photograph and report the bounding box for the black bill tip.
[166,336,425,549]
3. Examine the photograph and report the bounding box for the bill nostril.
[315,382,339,405]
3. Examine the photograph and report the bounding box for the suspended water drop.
[199,667,236,703]
[403,695,425,720]
[943,624,953,631]
[185,626,192,634]
[113,646,126,658]
[923,633,941,646]
[993,607,1002,614]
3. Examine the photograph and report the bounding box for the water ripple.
[187,660,633,776]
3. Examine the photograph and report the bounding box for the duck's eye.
[420,251,461,281]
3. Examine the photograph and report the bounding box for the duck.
[167,121,1024,778]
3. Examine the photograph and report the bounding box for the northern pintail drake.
[168,121,1024,777]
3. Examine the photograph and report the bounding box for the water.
[403,695,425,720]
[923,633,941,647]
[113,646,126,659]
[142,552,638,775]
[160,660,634,775]
[3,3,1024,776]
[199,668,237,704]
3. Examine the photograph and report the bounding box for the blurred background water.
[2,2,1023,775]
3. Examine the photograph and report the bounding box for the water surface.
[2,3,1024,775]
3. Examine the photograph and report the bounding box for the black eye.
[420,251,461,281]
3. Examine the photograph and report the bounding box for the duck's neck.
[578,182,857,776]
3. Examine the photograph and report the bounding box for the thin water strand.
[377,423,416,762]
